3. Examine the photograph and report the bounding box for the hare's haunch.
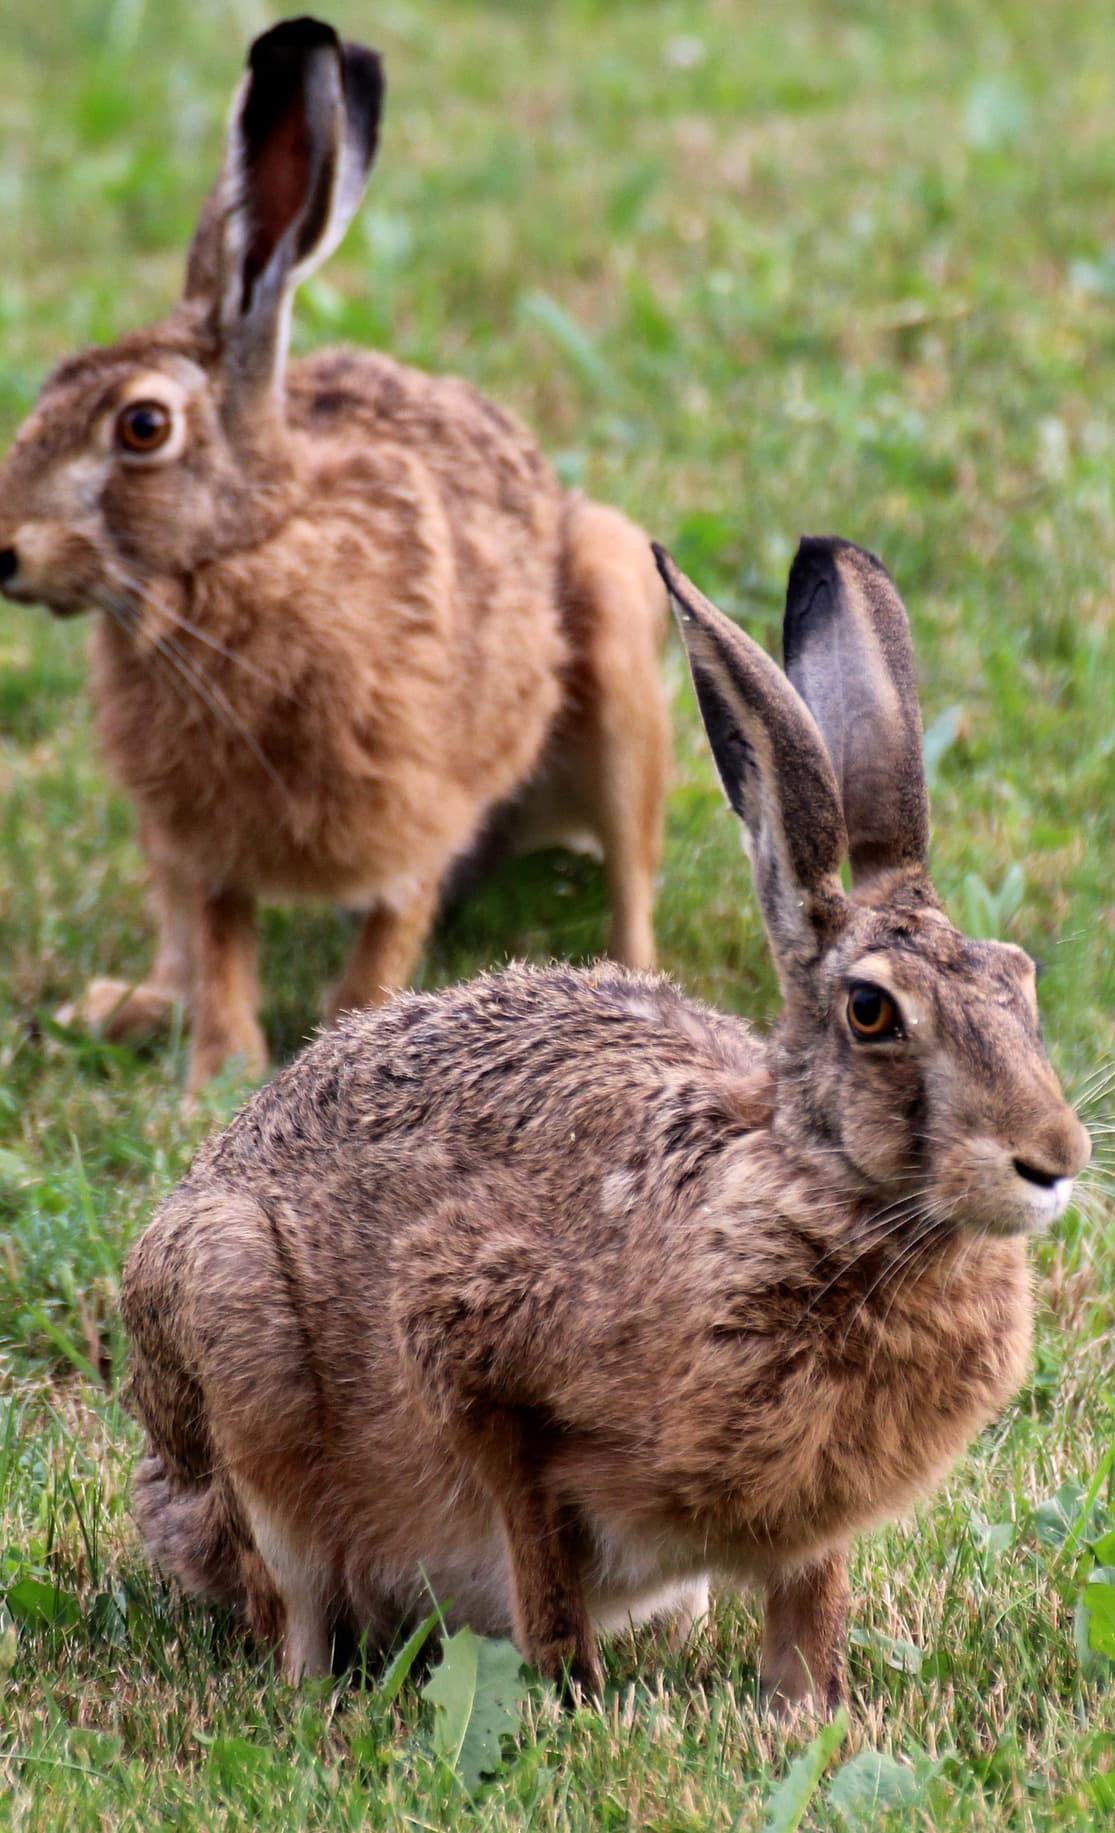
[0,18,668,1090]
[123,535,1089,1706]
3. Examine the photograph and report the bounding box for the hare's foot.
[187,1022,269,1095]
[328,883,440,1019]
[668,1576,710,1647]
[55,976,180,1043]
[760,1549,849,1718]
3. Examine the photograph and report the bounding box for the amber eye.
[846,982,903,1041]
[116,400,173,455]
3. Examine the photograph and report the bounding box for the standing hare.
[0,17,668,1090]
[122,537,1089,1705]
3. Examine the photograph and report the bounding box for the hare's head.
[656,539,1089,1238]
[0,17,382,620]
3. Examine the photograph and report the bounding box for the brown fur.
[0,21,668,1089]
[122,539,1089,1706]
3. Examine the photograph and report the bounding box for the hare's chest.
[91,619,448,893]
[788,1290,1033,1540]
[652,1266,1032,1564]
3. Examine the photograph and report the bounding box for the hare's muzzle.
[0,545,32,603]
[0,526,95,617]
[0,540,38,605]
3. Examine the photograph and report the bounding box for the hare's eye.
[116,400,172,454]
[846,982,903,1041]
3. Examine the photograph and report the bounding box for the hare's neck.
[818,1223,1031,1394]
[91,572,296,690]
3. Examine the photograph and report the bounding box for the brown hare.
[122,537,1089,1708]
[0,17,668,1090]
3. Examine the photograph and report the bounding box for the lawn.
[1,0,1114,1826]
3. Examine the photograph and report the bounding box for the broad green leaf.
[759,1707,848,1833]
[89,1585,129,1647]
[378,1606,441,1710]
[829,1750,923,1822]
[205,1735,282,1807]
[0,1147,35,1190]
[849,1624,924,1673]
[422,1627,528,1794]
[4,1576,80,1629]
[1093,1530,1115,1565]
[973,1518,1015,1559]
[964,77,1030,153]
[1033,1483,1087,1547]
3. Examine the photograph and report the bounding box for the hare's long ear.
[184,17,383,410]
[782,537,929,889]
[654,546,848,979]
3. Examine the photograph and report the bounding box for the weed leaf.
[759,1707,848,1833]
[378,1606,441,1710]
[829,1749,923,1822]
[849,1624,924,1673]
[4,1576,80,1629]
[422,1627,528,1793]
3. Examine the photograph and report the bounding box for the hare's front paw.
[56,976,179,1043]
[186,1020,269,1095]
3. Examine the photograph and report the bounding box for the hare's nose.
[0,547,18,585]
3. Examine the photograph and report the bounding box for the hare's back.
[194,962,767,1247]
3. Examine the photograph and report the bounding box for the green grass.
[2,0,1114,1825]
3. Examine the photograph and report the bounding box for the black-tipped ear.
[184,18,384,404]
[337,39,385,202]
[782,537,929,888]
[654,544,848,978]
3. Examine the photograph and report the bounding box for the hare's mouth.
[0,551,33,603]
[960,1173,1075,1238]
[928,1135,1081,1239]
[0,563,88,618]
[2,582,91,618]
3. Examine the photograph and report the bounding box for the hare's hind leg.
[133,1454,246,1608]
[761,1548,850,1716]
[556,500,670,972]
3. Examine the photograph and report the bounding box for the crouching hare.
[122,537,1088,1707]
[0,18,668,1090]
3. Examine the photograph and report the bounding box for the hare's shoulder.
[286,347,556,480]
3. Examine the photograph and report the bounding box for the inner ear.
[655,543,849,976]
[238,47,336,311]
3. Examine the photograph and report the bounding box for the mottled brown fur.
[0,21,668,1089]
[122,539,1088,1706]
